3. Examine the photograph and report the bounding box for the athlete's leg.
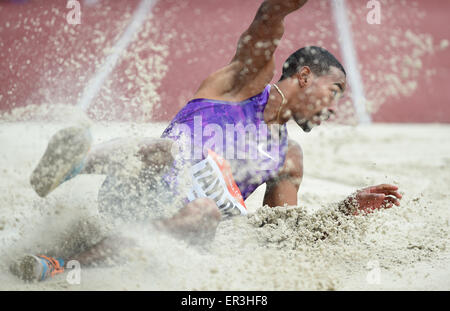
[69,235,136,267]
[9,233,134,281]
[64,198,221,267]
[24,127,219,277]
[30,125,175,197]
[263,140,303,207]
[10,198,221,280]
[82,137,175,176]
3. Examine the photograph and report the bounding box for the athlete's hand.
[340,184,402,215]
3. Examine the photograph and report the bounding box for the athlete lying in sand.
[11,0,401,281]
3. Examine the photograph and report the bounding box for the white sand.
[0,120,449,290]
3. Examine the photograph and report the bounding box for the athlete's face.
[292,66,346,132]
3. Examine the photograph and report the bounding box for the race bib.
[187,150,247,216]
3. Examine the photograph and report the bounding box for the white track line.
[78,0,158,111]
[331,0,371,124]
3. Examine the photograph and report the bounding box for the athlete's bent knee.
[188,198,221,221]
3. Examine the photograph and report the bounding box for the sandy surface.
[0,120,449,290]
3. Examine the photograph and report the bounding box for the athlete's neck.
[264,82,290,125]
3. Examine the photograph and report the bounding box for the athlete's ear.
[296,66,311,88]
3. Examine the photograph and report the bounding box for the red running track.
[0,0,449,123]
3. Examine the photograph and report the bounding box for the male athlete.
[11,0,401,281]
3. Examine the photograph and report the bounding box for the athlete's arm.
[193,0,308,100]
[230,0,308,88]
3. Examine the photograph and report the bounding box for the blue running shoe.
[30,126,92,197]
[10,254,65,282]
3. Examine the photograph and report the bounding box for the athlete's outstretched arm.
[231,0,308,85]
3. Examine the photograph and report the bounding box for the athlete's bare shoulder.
[192,0,308,102]
[192,59,275,102]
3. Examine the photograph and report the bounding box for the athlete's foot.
[30,126,92,197]
[154,198,221,244]
[10,254,64,282]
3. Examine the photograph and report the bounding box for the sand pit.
[0,121,449,290]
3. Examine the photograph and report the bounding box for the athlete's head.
[279,46,346,132]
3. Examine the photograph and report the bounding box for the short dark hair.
[279,46,346,81]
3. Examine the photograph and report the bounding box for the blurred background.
[0,0,449,123]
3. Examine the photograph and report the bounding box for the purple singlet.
[161,85,288,203]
